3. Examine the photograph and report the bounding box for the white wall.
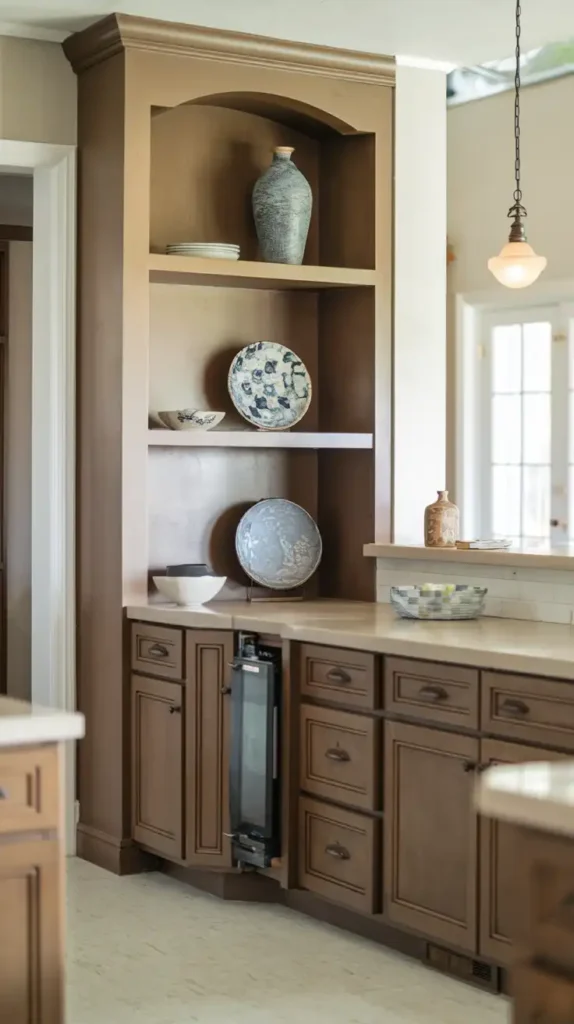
[0,37,76,145]
[394,64,447,543]
[448,75,573,297]
[6,239,32,700]
[447,76,574,492]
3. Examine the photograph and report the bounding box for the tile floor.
[67,858,509,1024]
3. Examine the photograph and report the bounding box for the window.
[471,302,574,548]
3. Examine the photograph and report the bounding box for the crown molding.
[63,13,395,85]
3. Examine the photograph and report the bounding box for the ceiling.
[0,0,571,67]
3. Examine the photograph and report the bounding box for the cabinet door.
[0,839,62,1024]
[186,631,233,868]
[131,674,184,859]
[479,738,565,965]
[384,721,478,951]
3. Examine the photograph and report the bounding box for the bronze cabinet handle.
[325,843,350,860]
[220,686,232,695]
[499,698,530,717]
[418,684,448,703]
[325,747,351,763]
[462,760,477,773]
[148,643,169,658]
[0,787,7,799]
[326,667,351,685]
[169,705,182,714]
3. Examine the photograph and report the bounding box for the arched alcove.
[149,91,375,268]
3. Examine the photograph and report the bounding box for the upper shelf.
[148,254,377,291]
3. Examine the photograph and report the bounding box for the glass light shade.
[488,241,547,289]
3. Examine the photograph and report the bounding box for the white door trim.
[0,141,76,851]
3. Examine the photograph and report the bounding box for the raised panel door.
[131,674,184,859]
[186,630,233,868]
[479,738,565,965]
[384,720,478,951]
[0,839,62,1023]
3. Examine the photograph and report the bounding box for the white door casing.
[0,141,76,852]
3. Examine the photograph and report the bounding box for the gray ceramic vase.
[252,147,312,265]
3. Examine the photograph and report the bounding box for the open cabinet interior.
[147,96,383,601]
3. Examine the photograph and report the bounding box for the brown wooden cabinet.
[131,673,184,860]
[384,720,479,951]
[479,739,565,965]
[0,838,62,1023]
[185,630,233,868]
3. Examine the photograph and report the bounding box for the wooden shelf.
[149,254,376,290]
[148,430,373,449]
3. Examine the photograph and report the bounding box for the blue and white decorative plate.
[228,341,311,430]
[235,499,322,590]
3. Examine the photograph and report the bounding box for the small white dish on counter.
[153,575,226,606]
[390,583,487,620]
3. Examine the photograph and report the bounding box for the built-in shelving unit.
[147,430,374,449]
[66,12,394,869]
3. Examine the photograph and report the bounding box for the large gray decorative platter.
[235,498,322,590]
[228,341,311,430]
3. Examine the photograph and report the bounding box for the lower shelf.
[147,430,373,449]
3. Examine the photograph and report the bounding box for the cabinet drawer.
[385,657,478,729]
[131,622,183,680]
[0,746,58,834]
[513,963,574,1024]
[482,672,574,750]
[300,705,378,811]
[517,829,574,969]
[299,644,377,710]
[299,796,378,914]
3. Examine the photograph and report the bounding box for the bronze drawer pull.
[220,686,232,695]
[418,684,448,702]
[169,705,182,714]
[325,747,351,763]
[326,667,351,684]
[462,760,477,773]
[499,697,530,717]
[325,842,350,860]
[148,643,169,659]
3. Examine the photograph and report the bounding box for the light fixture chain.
[514,0,521,204]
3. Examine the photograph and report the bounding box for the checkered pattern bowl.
[390,584,487,620]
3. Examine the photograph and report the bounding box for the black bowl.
[166,563,215,578]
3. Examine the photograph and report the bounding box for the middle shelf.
[148,430,374,449]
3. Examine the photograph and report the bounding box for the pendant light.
[488,0,547,288]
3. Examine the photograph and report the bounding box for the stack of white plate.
[165,242,240,261]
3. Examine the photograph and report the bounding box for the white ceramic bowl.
[153,575,226,606]
[157,410,225,431]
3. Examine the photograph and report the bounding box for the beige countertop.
[0,697,84,748]
[126,599,574,679]
[363,542,574,570]
[476,760,574,837]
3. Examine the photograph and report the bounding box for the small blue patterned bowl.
[390,584,487,620]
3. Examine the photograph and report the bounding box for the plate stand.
[246,578,305,603]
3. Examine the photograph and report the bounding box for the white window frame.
[455,288,574,545]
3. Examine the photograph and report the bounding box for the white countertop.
[126,599,574,679]
[0,697,84,748]
[477,760,574,837]
[364,542,574,570]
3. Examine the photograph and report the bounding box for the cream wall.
[6,239,33,700]
[446,75,574,493]
[0,37,76,145]
[394,64,447,543]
